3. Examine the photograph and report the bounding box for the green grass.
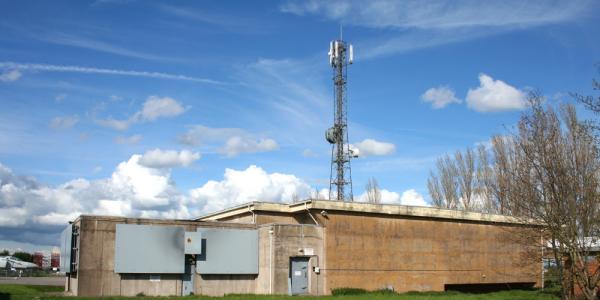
[0,284,560,300]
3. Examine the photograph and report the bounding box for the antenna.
[326,35,354,202]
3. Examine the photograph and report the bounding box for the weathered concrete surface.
[68,200,541,296]
[69,216,258,297]
[314,211,540,293]
[206,200,541,294]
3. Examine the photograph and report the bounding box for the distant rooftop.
[197,199,534,225]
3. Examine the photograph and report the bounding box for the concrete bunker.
[61,199,541,296]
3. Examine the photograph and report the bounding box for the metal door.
[182,257,194,296]
[290,257,309,295]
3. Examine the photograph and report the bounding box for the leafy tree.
[12,251,33,262]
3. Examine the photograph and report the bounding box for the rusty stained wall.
[72,216,257,297]
[316,211,541,293]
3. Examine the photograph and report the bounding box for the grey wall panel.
[184,232,202,254]
[196,228,258,274]
[114,224,185,274]
[59,225,72,272]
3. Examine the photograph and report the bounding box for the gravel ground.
[0,276,64,286]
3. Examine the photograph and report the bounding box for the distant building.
[33,252,44,268]
[51,248,60,269]
[61,200,542,297]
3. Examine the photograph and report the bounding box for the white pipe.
[269,227,274,294]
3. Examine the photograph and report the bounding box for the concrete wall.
[70,216,259,296]
[312,211,540,293]
[69,205,540,296]
[258,224,324,295]
[69,215,325,297]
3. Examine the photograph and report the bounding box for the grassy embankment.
[0,285,560,300]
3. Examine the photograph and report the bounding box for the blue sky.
[1,0,599,250]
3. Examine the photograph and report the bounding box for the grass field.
[0,285,560,300]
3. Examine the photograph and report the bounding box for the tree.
[0,250,9,256]
[12,251,33,262]
[428,87,600,299]
[365,177,381,204]
[428,149,487,211]
[497,96,600,300]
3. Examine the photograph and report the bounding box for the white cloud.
[189,165,312,213]
[178,125,244,146]
[281,0,589,30]
[421,86,461,109]
[357,188,428,206]
[0,157,187,245]
[179,125,279,157]
[221,137,279,157]
[302,149,318,158]
[138,149,200,169]
[114,134,142,145]
[96,96,188,130]
[0,69,22,82]
[466,73,526,112]
[0,62,222,84]
[49,115,79,129]
[281,0,590,58]
[352,139,396,156]
[400,189,428,206]
[139,96,186,121]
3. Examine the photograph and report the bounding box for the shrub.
[331,288,368,295]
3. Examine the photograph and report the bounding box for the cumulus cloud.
[138,149,200,169]
[49,115,79,129]
[0,69,22,82]
[114,134,142,145]
[421,86,461,109]
[352,139,396,156]
[179,125,279,157]
[96,96,188,130]
[400,189,428,206]
[139,96,186,121]
[357,188,428,206]
[189,165,312,213]
[0,157,187,245]
[466,73,526,112]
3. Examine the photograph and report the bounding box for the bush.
[331,288,368,295]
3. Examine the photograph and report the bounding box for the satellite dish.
[350,148,360,158]
[325,127,337,144]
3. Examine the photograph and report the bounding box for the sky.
[0,0,599,251]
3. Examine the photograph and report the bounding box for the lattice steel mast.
[326,37,356,201]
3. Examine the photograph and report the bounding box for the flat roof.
[197,199,536,225]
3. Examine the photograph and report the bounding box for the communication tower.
[326,37,357,201]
